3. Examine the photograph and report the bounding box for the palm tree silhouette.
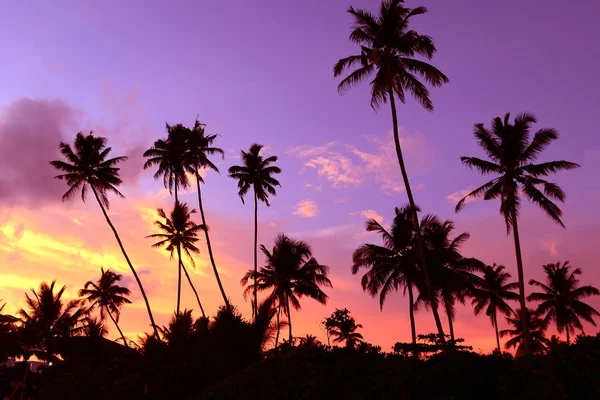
[352,205,421,344]
[414,217,483,342]
[229,144,281,318]
[528,262,600,344]
[82,317,108,339]
[184,120,230,310]
[143,123,190,202]
[148,201,207,316]
[334,0,449,340]
[455,113,580,353]
[500,308,550,356]
[79,267,132,346]
[18,281,86,361]
[50,132,159,337]
[324,308,364,348]
[241,234,331,344]
[471,264,519,353]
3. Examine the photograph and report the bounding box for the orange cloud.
[293,199,318,218]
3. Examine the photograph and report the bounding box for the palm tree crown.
[500,308,550,356]
[471,264,519,353]
[79,268,131,322]
[528,262,600,343]
[184,120,224,178]
[334,0,448,110]
[324,308,364,348]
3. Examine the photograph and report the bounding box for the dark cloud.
[0,98,79,207]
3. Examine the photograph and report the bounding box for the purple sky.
[1,0,599,351]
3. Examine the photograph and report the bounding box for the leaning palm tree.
[143,123,190,201]
[79,267,132,346]
[229,144,281,318]
[471,264,519,353]
[334,0,449,339]
[50,132,159,337]
[500,308,550,356]
[352,205,421,345]
[148,201,207,316]
[18,281,86,361]
[528,262,600,344]
[241,234,331,344]
[455,113,580,352]
[184,120,230,309]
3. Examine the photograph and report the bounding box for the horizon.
[1,0,599,354]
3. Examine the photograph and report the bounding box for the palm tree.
[241,234,331,344]
[352,205,421,344]
[500,308,550,356]
[78,267,132,346]
[418,218,483,342]
[324,308,364,348]
[148,201,207,316]
[82,317,108,339]
[334,0,449,339]
[50,132,159,337]
[471,264,519,353]
[184,120,230,309]
[455,113,580,352]
[528,262,600,344]
[18,281,86,361]
[143,123,190,202]
[229,144,281,318]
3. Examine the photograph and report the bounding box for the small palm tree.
[143,123,190,201]
[352,205,421,344]
[148,201,207,316]
[184,120,230,309]
[471,264,519,353]
[50,132,159,337]
[241,234,331,344]
[324,308,364,348]
[229,144,281,318]
[456,113,580,352]
[82,317,108,338]
[18,281,86,361]
[79,268,132,346]
[528,262,600,344]
[500,308,550,356]
[334,0,448,339]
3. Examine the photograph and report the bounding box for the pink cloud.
[359,209,384,223]
[293,199,318,218]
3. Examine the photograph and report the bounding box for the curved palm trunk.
[493,312,501,354]
[446,306,455,343]
[253,190,259,320]
[105,305,128,347]
[176,244,183,314]
[274,303,281,347]
[180,260,206,318]
[389,90,445,342]
[194,170,230,310]
[90,184,160,338]
[510,206,529,354]
[565,324,570,344]
[407,282,417,345]
[286,294,293,345]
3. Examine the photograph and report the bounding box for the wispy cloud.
[446,186,476,206]
[293,199,318,218]
[359,209,384,223]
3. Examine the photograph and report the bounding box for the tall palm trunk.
[510,204,529,354]
[446,308,455,342]
[195,169,230,310]
[253,190,259,319]
[90,184,160,338]
[275,303,281,347]
[105,305,129,347]
[566,324,570,344]
[407,282,417,345]
[176,244,183,314]
[286,294,293,344]
[389,90,445,341]
[180,261,206,318]
[493,312,501,354]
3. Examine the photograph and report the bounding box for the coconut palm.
[82,317,108,339]
[500,308,550,356]
[528,262,600,344]
[78,267,132,346]
[455,113,580,352]
[148,201,207,316]
[229,144,281,318]
[471,264,519,353]
[184,120,230,309]
[50,132,159,337]
[143,123,190,201]
[324,308,364,348]
[241,234,331,344]
[334,0,449,339]
[18,281,86,361]
[352,205,421,344]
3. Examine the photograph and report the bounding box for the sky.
[1,0,599,353]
